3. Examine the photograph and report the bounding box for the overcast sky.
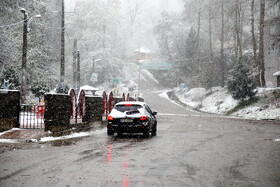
[65,0,184,13]
[64,0,185,53]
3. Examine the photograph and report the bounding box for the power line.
[0,19,26,28]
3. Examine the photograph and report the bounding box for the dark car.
[107,101,157,137]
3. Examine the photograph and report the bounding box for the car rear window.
[114,105,143,113]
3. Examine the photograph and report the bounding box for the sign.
[3,79,9,90]
[90,73,98,82]
[139,62,172,70]
[112,77,119,85]
[180,83,187,88]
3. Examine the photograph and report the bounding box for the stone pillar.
[0,90,20,132]
[44,94,71,135]
[85,96,103,122]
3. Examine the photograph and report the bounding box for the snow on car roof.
[116,101,146,106]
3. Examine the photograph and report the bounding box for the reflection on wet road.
[106,136,153,187]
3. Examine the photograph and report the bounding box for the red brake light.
[125,104,132,106]
[108,116,113,121]
[140,116,147,121]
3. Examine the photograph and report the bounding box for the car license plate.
[120,119,133,123]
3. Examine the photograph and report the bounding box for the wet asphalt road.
[0,89,280,187]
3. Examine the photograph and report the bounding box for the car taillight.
[140,116,147,121]
[125,104,132,106]
[108,116,113,121]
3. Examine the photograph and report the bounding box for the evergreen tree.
[227,59,256,101]
[30,79,51,101]
[0,66,20,89]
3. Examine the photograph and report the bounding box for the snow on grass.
[200,87,238,114]
[172,86,280,120]
[39,128,107,143]
[233,106,280,120]
[256,87,280,97]
[174,87,207,109]
[0,128,22,137]
[0,139,19,143]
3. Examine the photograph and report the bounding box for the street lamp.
[90,58,100,87]
[20,8,41,104]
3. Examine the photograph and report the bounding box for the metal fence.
[20,104,45,129]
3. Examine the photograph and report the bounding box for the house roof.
[273,71,280,76]
[134,47,151,54]
[80,85,98,91]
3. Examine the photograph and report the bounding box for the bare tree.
[196,0,202,60]
[126,0,146,26]
[251,0,258,70]
[259,0,266,87]
[234,0,243,61]
[220,0,225,87]
[208,4,213,63]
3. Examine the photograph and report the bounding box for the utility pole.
[138,63,141,91]
[20,9,41,102]
[72,39,77,90]
[92,57,95,73]
[21,9,28,104]
[60,0,65,93]
[77,50,80,92]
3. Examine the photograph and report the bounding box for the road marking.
[157,113,258,121]
[157,113,205,117]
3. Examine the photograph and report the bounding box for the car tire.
[143,131,149,138]
[151,125,157,136]
[107,129,114,136]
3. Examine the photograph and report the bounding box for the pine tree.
[0,66,20,89]
[227,59,256,101]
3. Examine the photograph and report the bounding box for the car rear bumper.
[107,123,149,133]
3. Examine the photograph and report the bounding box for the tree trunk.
[72,39,77,89]
[208,5,213,63]
[234,0,238,62]
[251,0,258,69]
[235,0,242,60]
[196,0,202,86]
[220,0,225,87]
[77,51,80,90]
[238,2,243,58]
[196,0,201,63]
[259,0,266,87]
[164,36,172,60]
[208,4,214,90]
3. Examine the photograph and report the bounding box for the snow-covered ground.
[171,86,280,120]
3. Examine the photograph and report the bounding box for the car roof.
[115,101,146,106]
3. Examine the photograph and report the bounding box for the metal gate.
[20,104,45,129]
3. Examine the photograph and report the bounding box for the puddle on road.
[50,137,84,147]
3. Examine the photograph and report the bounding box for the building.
[134,47,151,61]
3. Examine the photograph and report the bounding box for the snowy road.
[0,89,280,186]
